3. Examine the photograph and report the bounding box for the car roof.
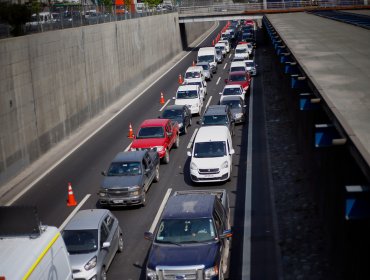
[64,209,110,230]
[184,78,203,83]
[224,84,242,89]
[112,151,146,162]
[204,105,229,115]
[177,84,199,91]
[229,71,246,76]
[230,61,246,67]
[236,44,248,49]
[162,194,215,219]
[140,118,169,127]
[195,126,230,142]
[220,96,243,102]
[164,105,186,111]
[186,66,203,72]
[215,42,226,47]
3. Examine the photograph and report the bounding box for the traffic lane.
[11,23,226,226]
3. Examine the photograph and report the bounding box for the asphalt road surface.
[12,23,280,280]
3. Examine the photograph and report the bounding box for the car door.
[99,220,113,269]
[142,156,152,190]
[104,214,119,261]
[165,122,174,148]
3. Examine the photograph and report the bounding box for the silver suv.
[62,209,123,280]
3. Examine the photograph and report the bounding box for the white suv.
[187,126,234,183]
[174,85,203,115]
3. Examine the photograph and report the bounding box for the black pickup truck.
[144,189,232,280]
[98,150,159,207]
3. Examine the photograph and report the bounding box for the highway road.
[11,23,280,279]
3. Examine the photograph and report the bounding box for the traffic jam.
[0,19,258,280]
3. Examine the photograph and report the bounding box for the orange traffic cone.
[160,92,165,104]
[67,182,77,207]
[128,123,134,139]
[178,74,183,84]
[192,60,196,66]
[212,39,215,46]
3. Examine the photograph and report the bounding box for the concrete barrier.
[0,13,212,185]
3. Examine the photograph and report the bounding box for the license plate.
[113,200,123,204]
[203,174,215,178]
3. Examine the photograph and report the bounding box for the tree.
[0,3,31,36]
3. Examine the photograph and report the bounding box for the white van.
[215,42,227,56]
[234,44,249,60]
[0,225,73,280]
[229,61,248,73]
[173,85,203,115]
[197,47,217,74]
[184,66,206,84]
[187,126,234,183]
[218,39,230,53]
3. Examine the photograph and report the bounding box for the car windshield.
[162,109,182,119]
[198,64,209,70]
[229,74,246,82]
[233,57,244,62]
[198,55,214,63]
[155,218,216,243]
[194,141,226,158]
[186,81,202,87]
[177,90,198,99]
[235,48,247,54]
[137,126,164,138]
[107,161,141,176]
[63,229,98,254]
[223,87,242,95]
[246,62,255,67]
[215,46,224,51]
[185,72,201,79]
[230,66,245,72]
[202,115,228,126]
[221,100,242,108]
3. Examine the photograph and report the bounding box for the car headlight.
[98,191,107,197]
[234,113,243,118]
[190,162,198,171]
[153,146,164,152]
[84,256,97,271]
[204,265,219,279]
[146,268,158,280]
[130,148,137,151]
[221,161,228,169]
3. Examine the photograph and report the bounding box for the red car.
[130,119,180,164]
[225,71,252,93]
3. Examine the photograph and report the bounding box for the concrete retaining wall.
[0,13,212,184]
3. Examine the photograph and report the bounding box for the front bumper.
[190,169,230,183]
[98,192,144,206]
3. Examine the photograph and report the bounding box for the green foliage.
[0,2,31,36]
[144,0,161,8]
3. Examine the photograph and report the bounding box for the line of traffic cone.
[160,92,165,104]
[67,182,77,207]
[128,123,134,139]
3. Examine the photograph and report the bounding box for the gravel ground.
[261,35,337,280]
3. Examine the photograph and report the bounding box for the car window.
[100,223,109,245]
[104,215,114,231]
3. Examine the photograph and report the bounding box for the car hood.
[131,138,166,148]
[230,107,243,115]
[69,251,97,270]
[175,99,198,107]
[147,242,219,269]
[101,175,142,189]
[191,157,227,168]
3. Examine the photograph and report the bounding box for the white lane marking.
[229,53,232,58]
[242,78,254,279]
[159,99,171,111]
[205,95,213,110]
[124,143,132,152]
[149,188,172,233]
[187,128,199,149]
[59,194,91,231]
[6,23,220,206]
[223,63,228,70]
[216,77,221,85]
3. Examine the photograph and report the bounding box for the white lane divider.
[187,128,199,149]
[223,63,228,70]
[149,188,172,233]
[59,194,91,231]
[216,77,221,85]
[205,95,213,110]
[124,143,132,152]
[229,53,232,58]
[242,78,254,279]
[159,99,171,111]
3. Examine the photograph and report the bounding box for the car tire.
[189,117,192,126]
[183,124,188,134]
[101,267,107,280]
[162,149,170,164]
[174,135,180,149]
[153,165,160,182]
[117,234,124,253]
[142,192,147,207]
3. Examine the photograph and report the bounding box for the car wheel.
[162,149,170,164]
[142,192,147,207]
[117,234,124,253]
[153,165,160,182]
[101,267,107,280]
[183,124,188,134]
[174,135,180,148]
[189,117,192,126]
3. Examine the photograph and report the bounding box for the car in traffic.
[245,59,257,76]
[219,84,246,101]
[225,71,251,93]
[199,105,235,136]
[145,189,232,280]
[184,66,205,83]
[215,42,227,56]
[218,39,231,53]
[220,96,247,124]
[160,105,192,134]
[62,209,123,280]
[182,77,207,100]
[187,125,235,183]
[98,150,160,207]
[130,119,180,164]
[216,49,224,63]
[196,62,213,80]
[173,84,203,116]
[229,61,248,73]
[234,44,249,60]
[197,47,217,73]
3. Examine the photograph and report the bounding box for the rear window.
[223,87,242,95]
[137,126,164,138]
[177,90,198,99]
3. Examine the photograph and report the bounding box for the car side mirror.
[219,229,232,239]
[230,149,235,155]
[144,231,154,241]
[145,168,151,174]
[187,151,192,157]
[243,105,247,108]
[102,241,111,249]
[101,171,107,176]
[172,97,176,100]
